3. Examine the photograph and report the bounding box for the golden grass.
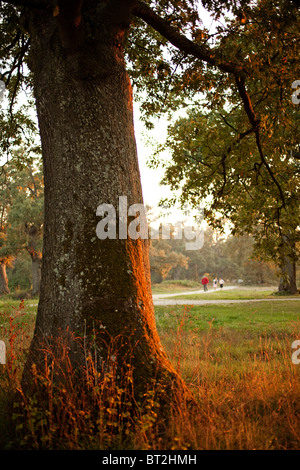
[1,301,300,450]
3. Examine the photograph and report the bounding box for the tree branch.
[234,75,259,129]
[133,1,286,209]
[217,126,256,197]
[219,112,239,134]
[254,130,286,208]
[234,75,286,208]
[133,0,244,76]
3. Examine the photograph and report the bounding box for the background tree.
[6,154,43,296]
[150,237,189,282]
[150,228,278,285]
[153,0,300,293]
[7,251,32,291]
[0,240,13,294]
[0,164,14,294]
[0,147,42,294]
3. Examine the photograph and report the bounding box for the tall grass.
[159,308,300,449]
[1,301,300,449]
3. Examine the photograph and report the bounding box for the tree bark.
[278,234,298,294]
[278,260,297,294]
[22,2,189,403]
[0,261,10,295]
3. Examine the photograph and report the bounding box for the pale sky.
[134,105,172,209]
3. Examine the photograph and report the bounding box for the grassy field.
[155,299,300,449]
[151,280,203,294]
[1,297,300,449]
[166,287,281,300]
[152,282,300,300]
[155,300,300,332]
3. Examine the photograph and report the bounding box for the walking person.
[213,278,218,290]
[201,275,209,292]
[219,278,224,289]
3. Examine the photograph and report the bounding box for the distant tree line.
[0,149,43,296]
[149,226,285,286]
[0,156,297,295]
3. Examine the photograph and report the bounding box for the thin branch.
[254,130,286,208]
[3,30,21,53]
[133,0,245,76]
[219,112,239,134]
[234,75,286,208]
[216,126,256,197]
[182,125,256,202]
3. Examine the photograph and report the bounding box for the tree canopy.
[143,0,300,291]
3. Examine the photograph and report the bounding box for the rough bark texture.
[22,1,189,402]
[0,262,10,295]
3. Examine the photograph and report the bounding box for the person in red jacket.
[201,276,209,292]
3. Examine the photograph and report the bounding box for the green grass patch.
[155,300,300,333]
[151,280,202,294]
[164,287,288,300]
[0,298,38,328]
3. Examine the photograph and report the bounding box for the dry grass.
[158,306,300,450]
[1,300,300,449]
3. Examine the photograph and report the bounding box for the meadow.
[166,288,278,300]
[151,280,203,295]
[1,293,300,450]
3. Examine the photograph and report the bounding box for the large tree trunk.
[278,234,298,295]
[0,261,10,295]
[22,2,188,402]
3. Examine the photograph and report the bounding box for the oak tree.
[0,0,298,415]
